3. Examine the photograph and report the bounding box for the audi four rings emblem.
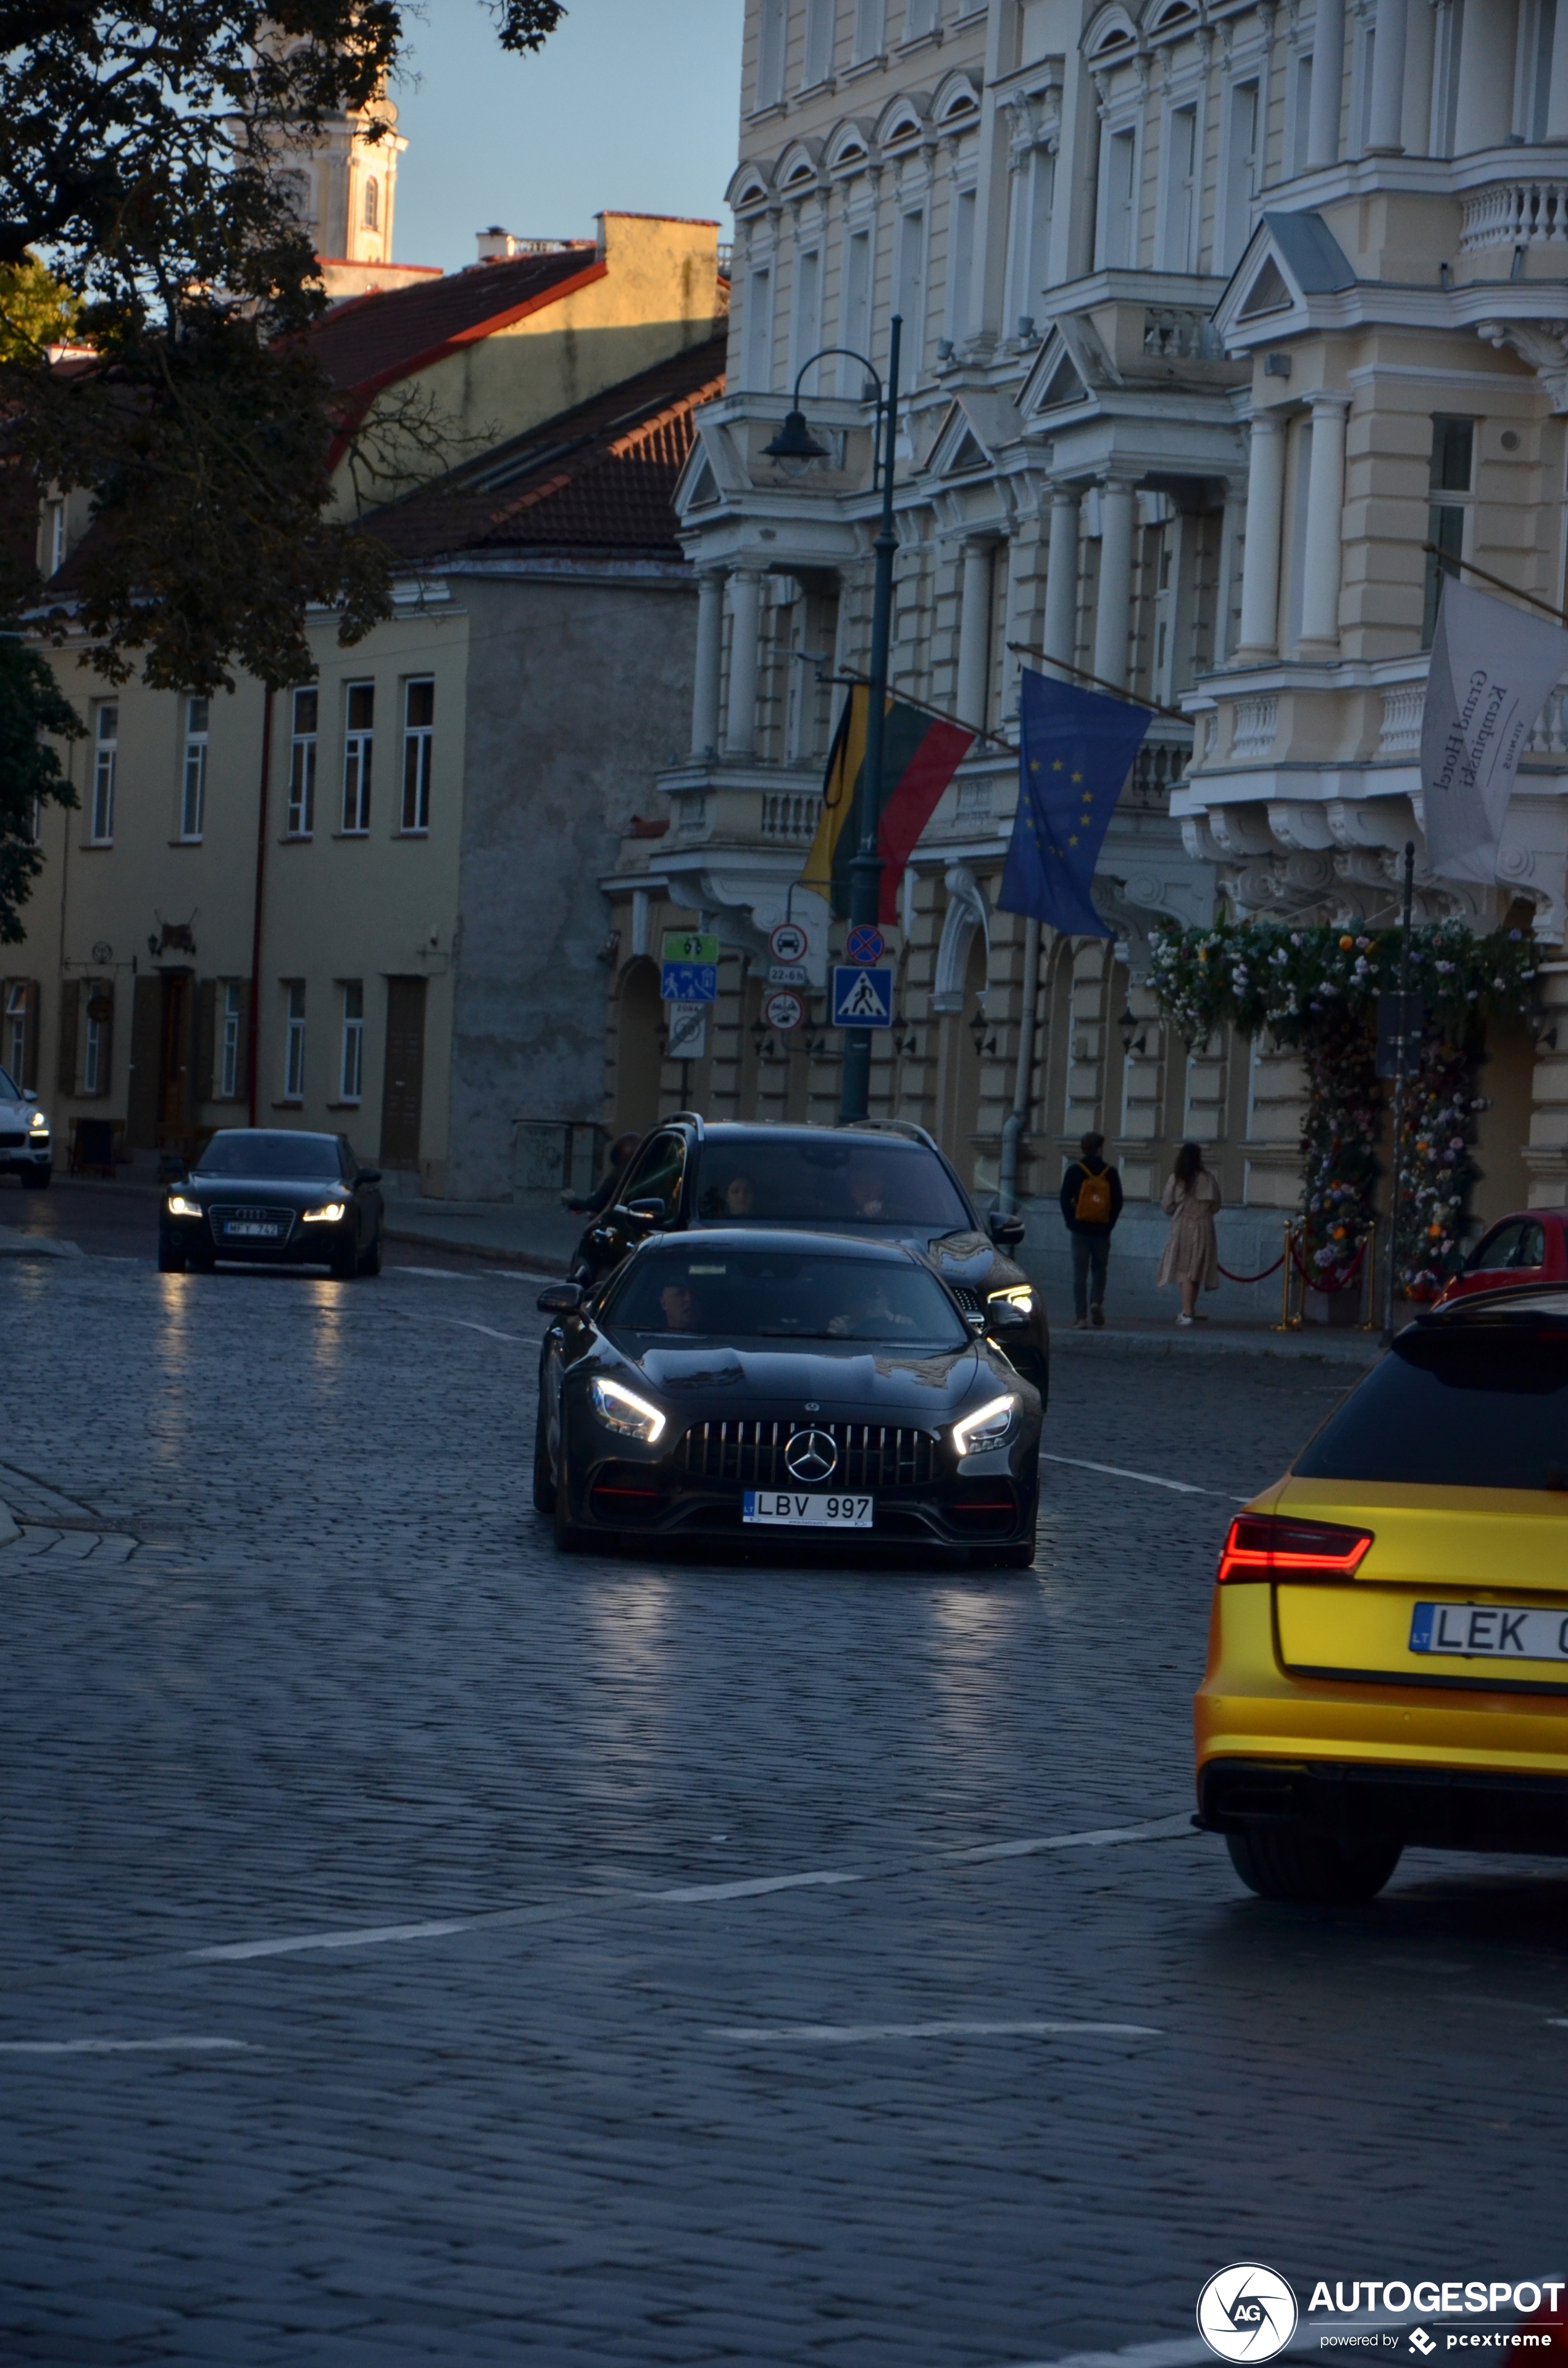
[784,1429,838,1484]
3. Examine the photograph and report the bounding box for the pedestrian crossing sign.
[831,964,893,1027]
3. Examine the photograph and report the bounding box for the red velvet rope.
[1216,1252,1286,1284]
[1289,1235,1368,1294]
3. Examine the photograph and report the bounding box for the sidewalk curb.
[383,1224,565,1276]
[1051,1326,1380,1365]
[0,1229,83,1261]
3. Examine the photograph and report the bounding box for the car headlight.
[591,1376,666,1443]
[28,1110,48,1135]
[987,1285,1033,1313]
[302,1201,348,1223]
[953,1392,1017,1455]
[166,1194,202,1219]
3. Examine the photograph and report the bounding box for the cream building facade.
[599,0,1568,1307]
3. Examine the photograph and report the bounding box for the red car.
[1433,1209,1568,1306]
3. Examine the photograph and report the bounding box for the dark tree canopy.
[0,0,567,693]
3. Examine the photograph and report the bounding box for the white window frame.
[1096,120,1139,269]
[180,695,208,841]
[288,687,317,836]
[342,682,373,834]
[83,1004,104,1095]
[1159,99,1200,274]
[340,981,365,1103]
[4,982,27,1082]
[744,264,774,390]
[1218,78,1261,271]
[791,245,824,392]
[401,678,433,834]
[46,498,65,575]
[946,183,977,348]
[904,0,939,38]
[1289,48,1314,178]
[220,981,242,1100]
[1005,145,1054,333]
[756,0,786,108]
[283,981,306,1101]
[895,205,927,364]
[839,225,873,391]
[853,0,885,62]
[90,704,117,843]
[803,0,835,85]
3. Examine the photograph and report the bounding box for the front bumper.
[0,1134,50,1173]
[1196,1580,1568,1852]
[164,1216,341,1264]
[578,1460,1034,1548]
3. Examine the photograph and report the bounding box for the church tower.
[273,93,439,302]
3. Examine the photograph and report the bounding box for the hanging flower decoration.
[1147,920,1536,1297]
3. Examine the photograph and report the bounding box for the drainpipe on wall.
[996,916,1041,1215]
[248,688,273,1127]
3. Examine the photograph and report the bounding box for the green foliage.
[0,632,82,945]
[1147,919,1538,1297]
[0,256,80,362]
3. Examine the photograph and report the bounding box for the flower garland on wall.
[1147,919,1537,1297]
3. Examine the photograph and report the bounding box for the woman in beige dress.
[1157,1141,1221,1326]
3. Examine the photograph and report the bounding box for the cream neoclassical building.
[599,0,1568,1305]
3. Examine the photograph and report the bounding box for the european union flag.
[998,668,1151,938]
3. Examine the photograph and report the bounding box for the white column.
[1306,0,1346,164]
[722,568,764,758]
[954,538,993,730]
[1366,0,1409,151]
[1299,393,1351,652]
[1236,412,1287,659]
[1042,488,1081,669]
[691,568,725,758]
[1093,480,1136,690]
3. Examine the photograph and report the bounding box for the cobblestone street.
[1,1244,1564,2366]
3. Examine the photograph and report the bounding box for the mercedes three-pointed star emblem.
[784,1428,838,1484]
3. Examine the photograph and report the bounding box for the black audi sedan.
[158,1129,385,1276]
[570,1116,1048,1399]
[534,1229,1043,1562]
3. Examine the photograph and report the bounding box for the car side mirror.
[355,1166,382,1186]
[986,1299,1029,1330]
[537,1281,585,1315]
[21,1088,37,1104]
[623,1196,666,1228]
[987,1210,1026,1249]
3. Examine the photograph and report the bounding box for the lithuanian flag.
[799,685,974,923]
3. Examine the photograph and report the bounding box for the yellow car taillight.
[1217,1512,1374,1584]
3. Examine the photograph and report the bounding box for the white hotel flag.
[1419,578,1568,884]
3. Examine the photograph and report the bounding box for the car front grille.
[209,1202,295,1237]
[675,1418,937,1489]
[948,1284,982,1313]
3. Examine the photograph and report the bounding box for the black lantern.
[762,409,831,477]
[1525,995,1559,1052]
[1119,1003,1147,1057]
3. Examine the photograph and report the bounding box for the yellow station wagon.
[1196,1287,1568,1903]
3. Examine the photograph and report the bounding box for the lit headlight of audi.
[302,1200,348,1223]
[987,1284,1034,1314]
[952,1393,1017,1456]
[591,1376,666,1443]
[165,1194,202,1219]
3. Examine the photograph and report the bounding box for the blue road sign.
[832,964,893,1027]
[846,924,885,966]
[661,961,718,1003]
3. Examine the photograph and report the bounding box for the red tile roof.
[368,333,725,565]
[309,246,602,396]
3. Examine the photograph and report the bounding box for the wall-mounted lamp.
[1525,995,1559,1052]
[1119,1004,1148,1057]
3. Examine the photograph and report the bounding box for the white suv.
[0,1064,52,1187]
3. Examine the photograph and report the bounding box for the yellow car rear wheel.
[1226,1825,1403,1906]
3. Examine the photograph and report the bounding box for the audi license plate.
[1409,1602,1568,1663]
[223,1221,280,1239]
[743,1491,874,1529]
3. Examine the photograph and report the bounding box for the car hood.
[187,1175,347,1202]
[607,1335,993,1412]
[690,1216,1001,1281]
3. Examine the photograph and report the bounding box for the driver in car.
[847,1153,892,1220]
[698,1173,758,1218]
[658,1281,704,1330]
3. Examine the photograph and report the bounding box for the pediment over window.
[1084,4,1139,62]
[825,117,876,172]
[1019,318,1115,417]
[924,392,1022,479]
[1143,0,1198,36]
[877,91,930,148]
[777,141,824,192]
[728,160,773,212]
[685,456,720,508]
[1212,210,1358,348]
[674,425,743,521]
[932,70,982,125]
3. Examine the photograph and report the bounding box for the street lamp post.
[764,316,904,1124]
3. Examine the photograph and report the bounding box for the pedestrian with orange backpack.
[1059,1131,1124,1329]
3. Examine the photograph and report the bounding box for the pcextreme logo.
[1198,2265,1301,2362]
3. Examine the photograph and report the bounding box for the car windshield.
[1294,1321,1568,1491]
[690,1137,970,1231]
[603,1246,970,1347]
[0,1064,21,1103]
[193,1131,343,1181]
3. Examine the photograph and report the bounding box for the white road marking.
[184,1812,1196,1965]
[391,1266,484,1282]
[0,2036,250,2055]
[191,1918,468,1964]
[1040,1453,1211,1496]
[420,1315,527,1345]
[711,2019,1160,2043]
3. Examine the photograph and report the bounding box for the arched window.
[364,176,379,230]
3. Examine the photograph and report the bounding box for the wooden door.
[380,976,427,1170]
[157,971,191,1146]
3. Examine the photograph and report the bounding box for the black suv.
[571,1116,1048,1397]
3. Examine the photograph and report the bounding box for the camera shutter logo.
[1197,2265,1298,2363]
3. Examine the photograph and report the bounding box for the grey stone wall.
[449,567,696,1200]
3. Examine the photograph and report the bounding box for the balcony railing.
[1461,180,1568,251]
[761,789,820,842]
[1141,307,1224,360]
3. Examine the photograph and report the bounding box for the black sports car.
[572,1116,1048,1398]
[159,1129,385,1276]
[534,1229,1043,1563]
